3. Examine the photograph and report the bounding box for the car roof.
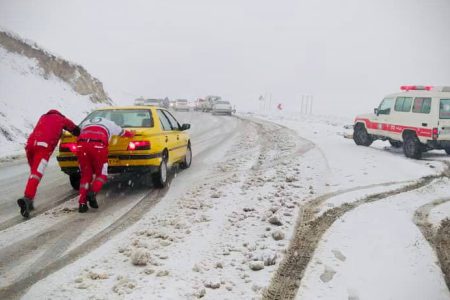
[385,90,450,99]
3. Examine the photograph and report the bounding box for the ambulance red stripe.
[355,118,432,138]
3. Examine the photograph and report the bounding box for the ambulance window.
[394,97,413,112]
[157,110,172,131]
[378,98,393,115]
[440,99,450,119]
[412,98,431,114]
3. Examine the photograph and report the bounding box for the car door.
[156,109,177,166]
[373,97,394,136]
[162,110,186,162]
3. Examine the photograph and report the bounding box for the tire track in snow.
[0,187,165,299]
[414,196,450,290]
[263,164,449,300]
[0,191,78,232]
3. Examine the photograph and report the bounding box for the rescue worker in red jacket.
[18,110,80,218]
[77,116,134,213]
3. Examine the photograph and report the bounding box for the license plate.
[108,158,119,165]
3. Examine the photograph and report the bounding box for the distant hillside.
[0,31,112,158]
[0,30,111,104]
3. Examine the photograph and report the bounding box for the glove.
[71,126,81,137]
[122,130,135,138]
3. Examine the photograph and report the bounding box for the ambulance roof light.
[400,85,433,91]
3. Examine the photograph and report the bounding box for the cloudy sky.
[1,0,449,116]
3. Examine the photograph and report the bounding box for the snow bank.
[0,46,101,158]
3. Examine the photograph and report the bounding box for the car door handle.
[177,135,179,140]
[165,136,168,143]
[422,123,428,127]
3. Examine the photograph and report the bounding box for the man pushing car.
[76,116,134,213]
[18,109,80,218]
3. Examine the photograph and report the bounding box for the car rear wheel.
[180,143,192,169]
[445,148,450,155]
[353,123,373,146]
[389,140,403,148]
[69,173,80,190]
[403,134,422,159]
[152,154,168,188]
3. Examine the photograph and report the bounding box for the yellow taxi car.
[57,106,191,189]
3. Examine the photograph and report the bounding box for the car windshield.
[216,101,230,105]
[177,100,188,103]
[81,109,153,128]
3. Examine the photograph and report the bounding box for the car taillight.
[128,141,150,150]
[432,128,439,140]
[59,143,78,153]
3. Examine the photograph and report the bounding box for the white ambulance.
[353,85,450,159]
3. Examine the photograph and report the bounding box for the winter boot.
[79,203,89,213]
[17,197,33,218]
[87,191,99,209]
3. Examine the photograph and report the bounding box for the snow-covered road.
[0,112,243,298]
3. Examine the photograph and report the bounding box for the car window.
[81,109,153,128]
[394,97,413,112]
[440,99,450,119]
[162,110,181,130]
[157,109,172,131]
[378,98,394,115]
[412,97,431,114]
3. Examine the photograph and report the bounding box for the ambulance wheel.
[69,173,81,190]
[403,133,422,159]
[389,140,403,148]
[353,123,373,146]
[180,143,192,169]
[152,152,168,188]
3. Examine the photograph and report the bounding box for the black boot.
[87,191,99,209]
[17,197,33,218]
[79,203,89,213]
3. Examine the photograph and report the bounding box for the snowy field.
[1,111,449,300]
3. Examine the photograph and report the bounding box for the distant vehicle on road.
[143,98,163,107]
[212,100,233,116]
[134,97,145,106]
[57,106,192,188]
[174,99,190,111]
[162,97,170,109]
[201,95,222,112]
[353,85,450,159]
[194,98,206,111]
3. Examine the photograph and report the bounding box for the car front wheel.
[353,123,373,146]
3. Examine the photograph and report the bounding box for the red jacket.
[78,117,134,146]
[27,110,80,152]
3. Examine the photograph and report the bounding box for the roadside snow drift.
[0,31,110,158]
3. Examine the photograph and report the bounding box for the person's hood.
[46,109,63,116]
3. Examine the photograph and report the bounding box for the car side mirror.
[181,123,190,131]
[374,108,379,115]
